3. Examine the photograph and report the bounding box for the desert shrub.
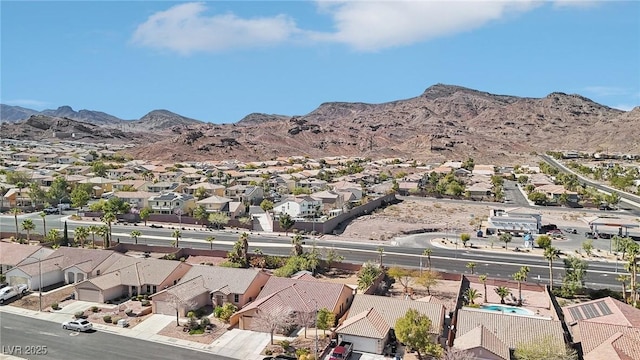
[141,300,151,306]
[103,315,112,323]
[51,303,60,310]
[74,311,86,319]
[189,328,204,335]
[125,309,135,317]
[111,317,121,324]
[265,349,273,356]
[296,348,310,357]
[218,303,237,323]
[213,306,223,318]
[187,310,196,318]
[90,306,99,313]
[201,317,211,326]
[279,340,291,350]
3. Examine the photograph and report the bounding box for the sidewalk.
[0,305,270,360]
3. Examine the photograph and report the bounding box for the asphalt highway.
[0,312,234,360]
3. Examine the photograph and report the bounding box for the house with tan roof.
[335,294,446,354]
[151,265,270,317]
[563,297,640,360]
[74,257,191,303]
[234,276,354,331]
[0,242,53,276]
[452,308,566,360]
[185,182,225,197]
[5,247,123,290]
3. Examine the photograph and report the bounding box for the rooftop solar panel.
[583,304,599,319]
[595,301,612,316]
[569,307,583,321]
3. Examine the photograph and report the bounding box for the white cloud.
[131,2,300,54]
[131,1,604,54]
[3,99,50,108]
[553,0,601,9]
[310,1,539,51]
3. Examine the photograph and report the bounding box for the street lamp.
[25,255,43,312]
[309,298,318,360]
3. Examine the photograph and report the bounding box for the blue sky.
[1,1,639,123]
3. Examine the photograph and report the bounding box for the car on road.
[43,207,58,214]
[565,228,578,234]
[0,284,28,304]
[62,319,93,332]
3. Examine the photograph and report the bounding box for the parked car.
[0,284,28,304]
[62,319,93,332]
[565,228,578,234]
[585,232,597,239]
[43,207,58,215]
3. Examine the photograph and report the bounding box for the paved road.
[0,312,234,360]
[540,154,640,215]
[0,212,631,289]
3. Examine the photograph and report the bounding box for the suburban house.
[273,196,323,219]
[147,192,196,215]
[452,309,566,360]
[533,184,579,203]
[0,242,53,276]
[74,257,191,303]
[112,179,149,192]
[5,247,123,290]
[234,276,354,331]
[225,185,264,205]
[146,182,183,193]
[311,190,345,211]
[562,297,640,360]
[151,266,270,317]
[185,182,225,197]
[335,294,446,354]
[112,191,155,210]
[196,195,233,213]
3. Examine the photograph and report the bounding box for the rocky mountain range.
[2,84,638,163]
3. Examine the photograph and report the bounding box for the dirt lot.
[157,316,228,344]
[322,199,630,243]
[11,286,74,311]
[85,301,153,329]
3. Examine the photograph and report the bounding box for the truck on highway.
[329,341,353,360]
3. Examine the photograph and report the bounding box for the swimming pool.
[479,304,535,316]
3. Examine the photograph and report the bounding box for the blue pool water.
[480,304,535,315]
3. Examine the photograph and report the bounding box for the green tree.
[21,219,35,242]
[193,187,208,200]
[11,208,20,239]
[562,256,588,297]
[466,262,477,275]
[70,187,90,209]
[97,225,109,249]
[278,213,295,235]
[28,182,47,208]
[512,270,527,306]
[394,309,443,360]
[464,288,481,305]
[316,308,335,336]
[535,235,552,249]
[357,262,381,291]
[479,274,488,303]
[172,229,182,248]
[291,234,304,256]
[208,212,230,229]
[544,246,561,290]
[416,270,440,295]
[617,274,629,303]
[324,247,344,267]
[581,240,594,257]
[91,161,107,177]
[62,221,69,246]
[513,335,577,360]
[39,211,47,240]
[388,267,416,294]
[494,286,510,304]
[461,157,475,171]
[46,229,60,246]
[528,191,548,205]
[5,171,31,185]
[500,233,512,250]
[74,226,90,248]
[205,236,215,250]
[192,205,209,225]
[460,233,471,248]
[422,248,433,270]
[260,199,274,212]
[88,225,99,248]
[47,176,69,206]
[139,207,151,226]
[130,230,141,245]
[102,211,116,247]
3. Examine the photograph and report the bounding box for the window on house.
[96,270,100,275]
[152,286,157,293]
[234,294,239,303]
[146,285,151,293]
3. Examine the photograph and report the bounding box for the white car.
[62,319,93,332]
[0,284,28,304]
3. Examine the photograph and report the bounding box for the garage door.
[77,289,100,303]
[154,301,174,316]
[341,334,379,354]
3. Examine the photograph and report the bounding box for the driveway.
[211,328,270,360]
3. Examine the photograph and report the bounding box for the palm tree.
[88,225,99,248]
[617,274,630,303]
[377,246,384,267]
[130,230,142,245]
[11,208,20,239]
[479,274,488,303]
[495,286,510,304]
[466,262,477,275]
[172,229,182,248]
[205,236,215,250]
[239,232,249,265]
[624,245,639,305]
[102,211,116,246]
[291,234,304,256]
[97,225,109,249]
[21,218,36,242]
[500,233,512,251]
[74,226,90,248]
[544,246,561,289]
[39,211,47,240]
[46,229,60,246]
[464,288,481,305]
[513,270,527,306]
[423,248,433,270]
